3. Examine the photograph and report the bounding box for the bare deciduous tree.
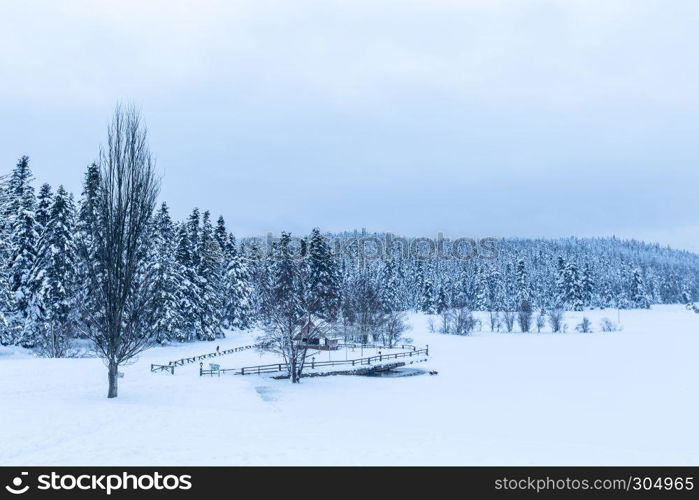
[548,307,565,333]
[517,299,533,332]
[502,310,516,332]
[575,317,593,333]
[599,317,619,332]
[346,274,385,344]
[381,311,410,347]
[451,307,479,335]
[488,310,501,332]
[78,104,160,398]
[535,308,546,333]
[257,231,321,383]
[437,307,478,336]
[258,311,330,383]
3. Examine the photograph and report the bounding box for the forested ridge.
[1,156,697,354]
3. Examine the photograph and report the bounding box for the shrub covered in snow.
[599,318,620,332]
[517,300,533,332]
[548,308,565,333]
[575,317,593,333]
[502,311,516,332]
[535,309,547,333]
[438,308,479,335]
[488,311,501,332]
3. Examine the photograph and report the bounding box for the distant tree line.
[2,134,698,358]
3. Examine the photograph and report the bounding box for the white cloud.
[2,0,698,110]
[1,0,697,247]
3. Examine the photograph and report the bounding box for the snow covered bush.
[451,307,479,335]
[535,309,546,333]
[488,311,501,332]
[599,318,619,332]
[381,311,410,347]
[437,308,478,335]
[427,317,436,333]
[439,309,451,334]
[548,308,565,333]
[575,317,593,333]
[517,300,533,332]
[502,311,516,332]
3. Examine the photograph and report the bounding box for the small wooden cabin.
[295,317,340,350]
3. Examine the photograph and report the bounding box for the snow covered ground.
[1,305,697,465]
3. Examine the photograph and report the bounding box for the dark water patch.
[365,367,427,378]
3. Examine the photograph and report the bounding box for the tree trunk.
[290,358,299,383]
[107,362,119,398]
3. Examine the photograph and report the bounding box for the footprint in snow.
[255,386,279,402]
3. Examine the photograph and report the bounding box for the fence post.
[426,344,429,356]
[241,368,245,375]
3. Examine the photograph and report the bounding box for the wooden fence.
[336,343,417,351]
[200,345,429,377]
[150,343,258,375]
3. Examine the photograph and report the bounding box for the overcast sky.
[1,0,697,251]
